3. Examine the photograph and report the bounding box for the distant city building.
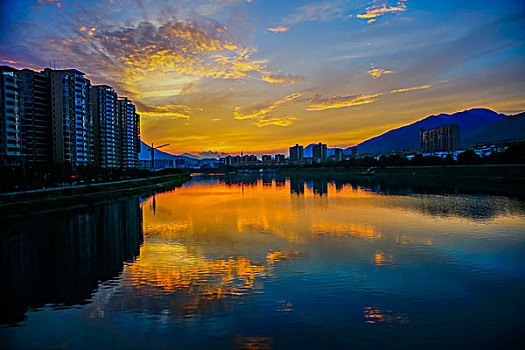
[262,155,272,161]
[92,85,120,167]
[46,68,94,166]
[420,124,460,153]
[275,154,285,163]
[289,144,304,163]
[0,66,22,165]
[333,148,343,161]
[312,143,327,163]
[350,148,359,159]
[118,97,140,168]
[242,154,258,162]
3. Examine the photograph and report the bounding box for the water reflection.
[0,197,143,325]
[1,174,525,349]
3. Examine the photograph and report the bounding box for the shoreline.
[0,173,192,216]
[277,164,525,197]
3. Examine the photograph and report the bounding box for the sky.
[0,0,524,156]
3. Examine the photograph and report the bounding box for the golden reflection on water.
[234,335,273,350]
[124,177,525,318]
[363,306,410,325]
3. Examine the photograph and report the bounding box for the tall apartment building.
[0,66,22,165]
[45,68,94,166]
[289,144,304,163]
[333,148,343,161]
[92,85,120,167]
[118,97,140,168]
[18,69,52,166]
[312,143,327,163]
[420,124,460,153]
[0,65,141,169]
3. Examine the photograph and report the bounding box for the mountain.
[344,108,508,155]
[139,141,177,160]
[465,112,525,145]
[139,141,219,168]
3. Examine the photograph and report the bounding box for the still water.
[1,175,525,349]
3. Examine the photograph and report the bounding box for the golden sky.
[1,0,524,156]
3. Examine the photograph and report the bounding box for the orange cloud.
[367,67,394,79]
[234,92,302,127]
[389,85,431,93]
[307,92,382,111]
[355,1,407,20]
[267,26,289,33]
[261,73,306,84]
[254,116,297,127]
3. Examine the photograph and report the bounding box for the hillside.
[465,112,525,145]
[344,108,508,155]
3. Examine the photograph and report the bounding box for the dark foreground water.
[1,175,525,349]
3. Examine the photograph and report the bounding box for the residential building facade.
[289,144,304,163]
[0,66,22,165]
[312,143,327,163]
[0,65,141,169]
[18,69,52,166]
[92,85,120,167]
[46,68,94,166]
[420,124,460,153]
[118,97,140,168]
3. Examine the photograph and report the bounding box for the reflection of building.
[0,197,143,324]
[420,124,460,153]
[313,178,328,195]
[289,144,304,163]
[312,143,327,163]
[290,177,304,195]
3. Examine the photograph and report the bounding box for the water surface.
[1,175,525,349]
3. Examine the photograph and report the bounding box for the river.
[1,174,524,349]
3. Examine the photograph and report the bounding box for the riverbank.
[0,173,192,215]
[278,164,525,196]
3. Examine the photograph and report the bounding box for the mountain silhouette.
[344,108,515,155]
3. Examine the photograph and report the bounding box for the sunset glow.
[1,0,524,156]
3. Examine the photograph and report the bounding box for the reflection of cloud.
[267,26,289,33]
[307,92,382,111]
[313,223,381,240]
[374,251,393,265]
[234,92,302,127]
[234,335,273,350]
[355,1,407,21]
[367,67,394,79]
[364,306,409,324]
[275,300,294,312]
[390,85,431,93]
[266,250,302,264]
